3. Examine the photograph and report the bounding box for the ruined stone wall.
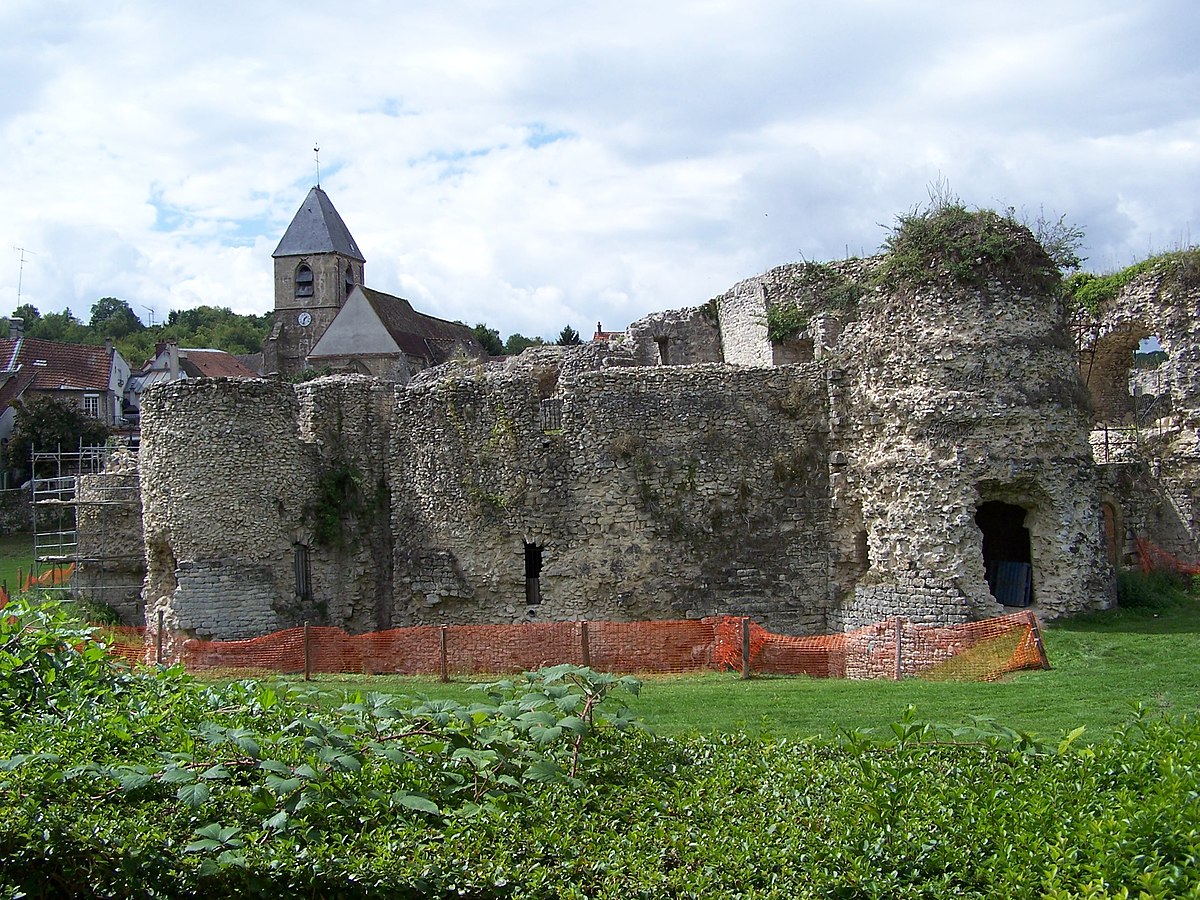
[834,279,1113,625]
[392,362,835,633]
[0,489,31,535]
[140,379,317,641]
[75,450,144,623]
[1081,263,1200,562]
[295,375,395,632]
[624,306,723,366]
[717,277,771,365]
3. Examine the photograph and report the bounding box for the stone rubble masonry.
[623,306,723,366]
[1081,260,1200,564]
[120,247,1200,642]
[75,449,144,624]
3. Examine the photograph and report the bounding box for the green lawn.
[0,532,33,597]
[283,592,1200,743]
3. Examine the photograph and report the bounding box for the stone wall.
[75,449,144,623]
[833,276,1113,625]
[1082,261,1200,564]
[717,277,771,365]
[140,378,317,641]
[122,219,1164,641]
[392,362,835,633]
[295,375,395,633]
[0,489,31,535]
[624,306,723,366]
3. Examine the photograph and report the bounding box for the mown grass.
[0,532,33,596]
[286,587,1200,743]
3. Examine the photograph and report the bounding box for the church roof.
[308,286,484,366]
[272,186,365,262]
[360,287,481,358]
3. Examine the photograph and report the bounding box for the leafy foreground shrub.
[2,600,1200,898]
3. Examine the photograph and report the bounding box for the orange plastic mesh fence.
[95,625,152,665]
[1137,536,1200,577]
[115,611,1048,681]
[25,564,75,590]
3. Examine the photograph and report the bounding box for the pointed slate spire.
[272,186,365,262]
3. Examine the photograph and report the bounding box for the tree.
[3,394,112,475]
[557,325,582,346]
[89,297,144,340]
[25,308,90,344]
[10,303,40,325]
[504,333,542,355]
[471,323,504,356]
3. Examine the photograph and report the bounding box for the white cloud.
[1,0,1198,340]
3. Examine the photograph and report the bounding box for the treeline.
[6,297,591,366]
[8,298,271,366]
[471,322,584,355]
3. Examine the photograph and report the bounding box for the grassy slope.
[293,595,1200,742]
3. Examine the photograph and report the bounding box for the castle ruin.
[80,204,1200,642]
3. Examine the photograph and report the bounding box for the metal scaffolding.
[29,443,142,604]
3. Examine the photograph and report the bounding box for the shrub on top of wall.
[875,200,1060,296]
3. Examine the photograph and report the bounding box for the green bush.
[875,201,1060,295]
[1117,567,1189,609]
[3,599,1200,897]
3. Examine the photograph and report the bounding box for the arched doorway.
[976,500,1033,607]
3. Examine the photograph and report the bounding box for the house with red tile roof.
[126,342,259,420]
[0,332,131,446]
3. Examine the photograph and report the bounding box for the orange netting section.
[25,564,75,591]
[1136,536,1200,577]
[137,611,1047,682]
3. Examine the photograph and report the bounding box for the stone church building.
[262,187,483,378]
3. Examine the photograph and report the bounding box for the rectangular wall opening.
[294,543,312,602]
[655,337,670,366]
[524,542,543,606]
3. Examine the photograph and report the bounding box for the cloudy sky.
[1,1,1197,341]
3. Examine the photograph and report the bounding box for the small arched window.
[295,264,314,298]
[345,264,355,297]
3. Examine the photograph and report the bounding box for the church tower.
[263,187,366,376]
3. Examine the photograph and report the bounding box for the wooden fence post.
[303,622,311,681]
[1027,610,1051,670]
[741,617,752,680]
[580,621,591,668]
[439,626,449,683]
[156,609,165,666]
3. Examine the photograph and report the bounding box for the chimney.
[104,337,114,355]
[168,342,180,380]
[8,317,23,339]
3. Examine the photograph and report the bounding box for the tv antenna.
[13,246,36,305]
[314,144,321,188]
[141,304,156,328]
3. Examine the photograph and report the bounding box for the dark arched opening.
[295,263,314,298]
[976,500,1033,607]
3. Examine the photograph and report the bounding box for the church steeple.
[264,186,366,377]
[272,186,365,262]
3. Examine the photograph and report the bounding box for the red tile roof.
[0,337,113,392]
[180,350,259,379]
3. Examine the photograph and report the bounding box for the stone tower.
[263,187,366,376]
